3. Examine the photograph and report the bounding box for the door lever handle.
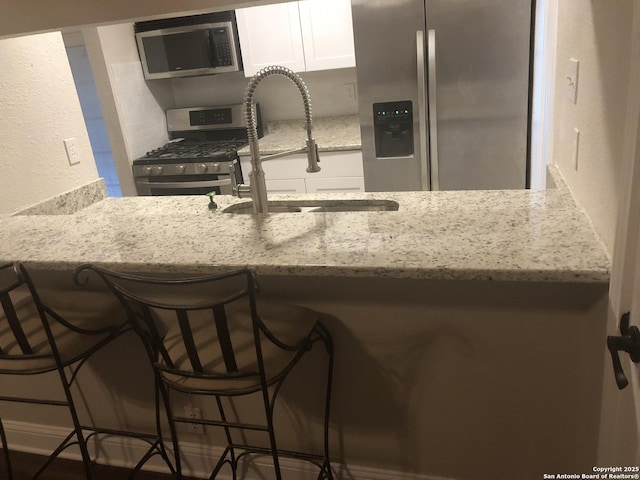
[607,312,640,389]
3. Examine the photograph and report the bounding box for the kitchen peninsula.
[0,166,609,281]
[0,172,611,480]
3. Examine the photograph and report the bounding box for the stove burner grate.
[140,140,247,162]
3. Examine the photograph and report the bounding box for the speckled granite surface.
[13,179,107,216]
[0,167,610,283]
[237,114,361,156]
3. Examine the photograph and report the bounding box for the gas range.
[132,104,262,196]
[134,139,246,164]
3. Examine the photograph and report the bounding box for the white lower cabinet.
[239,150,364,194]
[264,178,307,194]
[305,176,365,193]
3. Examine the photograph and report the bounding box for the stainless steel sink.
[222,199,399,214]
[306,203,398,213]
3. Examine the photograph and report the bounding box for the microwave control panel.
[211,27,233,66]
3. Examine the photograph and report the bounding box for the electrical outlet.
[344,83,356,101]
[184,406,204,434]
[63,138,80,165]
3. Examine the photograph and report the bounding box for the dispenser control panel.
[374,101,413,123]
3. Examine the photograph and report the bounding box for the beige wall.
[0,272,609,480]
[0,31,98,215]
[171,68,359,123]
[83,24,175,196]
[552,0,635,255]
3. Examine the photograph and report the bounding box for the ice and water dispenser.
[373,101,413,158]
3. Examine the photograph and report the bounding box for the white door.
[598,2,640,465]
[602,184,640,466]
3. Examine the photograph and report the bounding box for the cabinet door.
[314,151,364,177]
[305,177,364,193]
[298,0,356,71]
[266,178,307,194]
[235,3,306,77]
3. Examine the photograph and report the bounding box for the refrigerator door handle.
[427,29,440,190]
[416,30,430,191]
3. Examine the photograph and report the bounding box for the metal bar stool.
[0,261,176,479]
[75,264,334,480]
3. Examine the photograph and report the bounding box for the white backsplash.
[170,67,359,125]
[110,61,169,160]
[13,179,107,216]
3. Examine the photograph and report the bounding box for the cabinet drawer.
[240,151,363,181]
[265,178,307,194]
[305,176,364,193]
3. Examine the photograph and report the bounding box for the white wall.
[83,23,175,196]
[2,271,609,480]
[552,0,635,255]
[0,31,98,215]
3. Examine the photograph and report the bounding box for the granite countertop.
[0,168,610,283]
[237,114,361,156]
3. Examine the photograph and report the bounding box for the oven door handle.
[135,179,231,189]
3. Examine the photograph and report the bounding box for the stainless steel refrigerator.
[351,0,534,191]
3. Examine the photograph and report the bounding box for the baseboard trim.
[2,419,453,480]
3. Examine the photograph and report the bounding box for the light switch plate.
[567,58,580,104]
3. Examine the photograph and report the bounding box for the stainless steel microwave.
[134,12,242,80]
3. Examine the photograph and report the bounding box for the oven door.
[135,174,232,196]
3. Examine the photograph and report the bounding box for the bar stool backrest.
[74,266,268,391]
[0,262,60,372]
[73,264,334,480]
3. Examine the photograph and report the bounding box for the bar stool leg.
[0,418,14,480]
[60,372,94,480]
[159,378,182,480]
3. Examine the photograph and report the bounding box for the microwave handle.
[206,29,217,67]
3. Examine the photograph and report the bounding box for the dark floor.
[1,450,199,480]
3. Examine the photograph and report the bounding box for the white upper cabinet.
[297,0,356,72]
[236,0,356,77]
[235,3,306,75]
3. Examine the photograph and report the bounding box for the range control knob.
[210,163,221,173]
[142,166,152,175]
[175,165,186,174]
[195,163,208,174]
[151,166,163,175]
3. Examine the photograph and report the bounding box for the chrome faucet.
[231,65,321,214]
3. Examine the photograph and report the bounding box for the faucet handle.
[229,162,239,194]
[229,162,252,198]
[306,138,321,173]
